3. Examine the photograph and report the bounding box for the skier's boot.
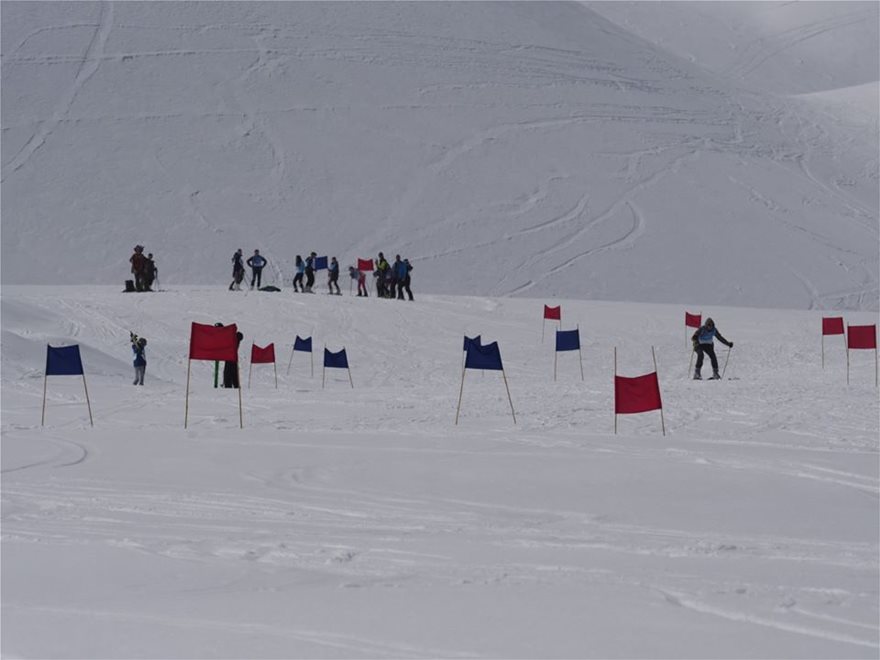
[693,369,702,380]
[709,370,721,380]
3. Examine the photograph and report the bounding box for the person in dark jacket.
[392,255,409,300]
[692,317,733,380]
[223,330,244,388]
[144,253,157,291]
[305,252,317,292]
[401,258,413,301]
[230,249,245,290]
[293,255,305,292]
[247,249,267,289]
[375,252,390,297]
[131,332,147,385]
[328,257,341,295]
[130,245,147,291]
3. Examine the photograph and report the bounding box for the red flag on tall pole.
[249,343,277,388]
[685,312,702,348]
[190,323,238,361]
[821,317,845,369]
[542,305,561,341]
[614,347,665,435]
[186,323,242,427]
[846,324,878,386]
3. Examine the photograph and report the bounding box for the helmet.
[138,338,147,347]
[705,318,714,327]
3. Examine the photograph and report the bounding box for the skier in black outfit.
[328,257,341,295]
[293,255,304,292]
[230,249,245,290]
[223,330,244,388]
[247,249,266,289]
[692,318,733,380]
[305,252,316,292]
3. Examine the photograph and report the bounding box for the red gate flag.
[189,323,238,361]
[615,372,662,414]
[848,324,877,349]
[822,317,845,336]
[251,343,276,364]
[544,305,561,321]
[685,312,702,328]
[357,258,374,272]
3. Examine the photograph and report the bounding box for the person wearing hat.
[328,257,341,295]
[130,245,147,291]
[691,317,733,380]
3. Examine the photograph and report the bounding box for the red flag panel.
[357,258,374,272]
[822,317,844,336]
[189,323,238,361]
[848,325,877,350]
[615,372,662,414]
[685,312,702,328]
[544,305,561,320]
[251,343,276,364]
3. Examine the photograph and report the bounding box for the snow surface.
[1,2,878,309]
[1,285,878,658]
[2,2,880,658]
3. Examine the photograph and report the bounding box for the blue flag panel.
[463,335,482,352]
[294,335,312,352]
[556,328,581,352]
[465,341,503,371]
[324,348,349,369]
[46,344,84,376]
[315,256,328,270]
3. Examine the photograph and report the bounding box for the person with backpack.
[305,252,317,292]
[130,245,147,291]
[292,255,305,292]
[230,249,245,290]
[130,332,147,385]
[692,317,733,380]
[328,257,341,295]
[247,249,267,289]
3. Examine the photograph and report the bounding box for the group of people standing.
[228,249,414,300]
[129,245,158,292]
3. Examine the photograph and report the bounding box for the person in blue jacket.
[692,317,733,380]
[393,255,412,300]
[131,333,147,385]
[292,255,305,292]
[247,249,267,289]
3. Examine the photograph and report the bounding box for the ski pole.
[721,345,733,380]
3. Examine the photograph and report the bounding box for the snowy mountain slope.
[586,1,879,96]
[1,285,878,658]
[1,2,877,309]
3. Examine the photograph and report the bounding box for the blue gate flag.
[46,344,84,376]
[294,335,312,352]
[315,256,328,270]
[465,341,503,371]
[463,335,482,352]
[324,348,349,369]
[556,328,580,352]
